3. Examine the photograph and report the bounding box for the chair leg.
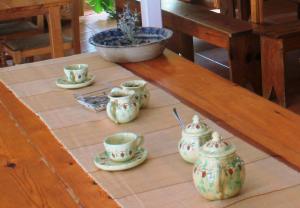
[25,57,34,63]
[37,15,45,31]
[0,45,4,67]
[12,51,23,65]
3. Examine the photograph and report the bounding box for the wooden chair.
[2,0,81,65]
[3,34,73,64]
[0,19,44,66]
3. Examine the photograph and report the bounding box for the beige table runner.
[1,53,300,207]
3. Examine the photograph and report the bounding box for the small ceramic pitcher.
[178,115,212,163]
[121,80,150,108]
[106,88,139,124]
[193,132,245,200]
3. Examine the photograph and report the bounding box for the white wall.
[140,0,162,27]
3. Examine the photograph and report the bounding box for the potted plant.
[89,3,173,63]
[86,0,116,18]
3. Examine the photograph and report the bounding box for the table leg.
[220,0,235,18]
[47,6,64,58]
[261,36,286,107]
[229,34,262,94]
[236,0,251,20]
[166,31,194,62]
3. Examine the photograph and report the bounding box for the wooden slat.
[0,0,69,11]
[122,50,300,171]
[162,0,253,36]
[250,0,264,23]
[0,82,119,208]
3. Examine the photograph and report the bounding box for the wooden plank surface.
[122,50,300,171]
[0,83,118,207]
[1,51,300,207]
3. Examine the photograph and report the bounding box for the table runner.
[1,53,300,207]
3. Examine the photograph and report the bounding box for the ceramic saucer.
[94,148,148,171]
[56,75,95,89]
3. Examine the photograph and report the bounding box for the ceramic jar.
[178,115,212,163]
[193,132,245,200]
[121,80,150,108]
[106,88,139,124]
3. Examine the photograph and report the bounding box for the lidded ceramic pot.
[193,132,245,200]
[178,115,212,163]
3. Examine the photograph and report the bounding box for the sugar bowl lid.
[184,115,209,135]
[200,131,236,157]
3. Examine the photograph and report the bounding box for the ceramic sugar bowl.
[106,88,139,124]
[178,115,212,163]
[121,80,150,108]
[193,132,245,200]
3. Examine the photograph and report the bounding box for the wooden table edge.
[122,49,300,172]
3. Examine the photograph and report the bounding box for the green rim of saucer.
[94,148,148,171]
[56,75,95,89]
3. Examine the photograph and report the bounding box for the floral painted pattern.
[193,155,245,200]
[94,148,148,171]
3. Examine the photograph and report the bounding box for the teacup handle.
[136,135,144,148]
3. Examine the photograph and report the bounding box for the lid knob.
[192,115,200,124]
[211,131,222,142]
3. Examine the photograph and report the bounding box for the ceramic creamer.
[121,80,150,108]
[193,132,245,200]
[106,88,139,124]
[178,115,212,163]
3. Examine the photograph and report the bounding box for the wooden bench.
[162,0,261,93]
[116,0,261,93]
[256,21,300,107]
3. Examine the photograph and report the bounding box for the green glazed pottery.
[120,80,150,108]
[193,132,245,200]
[106,87,139,124]
[64,64,89,83]
[94,148,148,171]
[178,115,212,163]
[103,132,144,162]
[56,75,95,89]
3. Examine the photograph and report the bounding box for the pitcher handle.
[109,101,118,123]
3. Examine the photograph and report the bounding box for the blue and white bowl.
[89,27,173,63]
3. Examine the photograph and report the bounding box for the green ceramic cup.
[104,132,144,162]
[64,64,88,83]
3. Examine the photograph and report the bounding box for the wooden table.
[0,0,81,58]
[1,50,300,207]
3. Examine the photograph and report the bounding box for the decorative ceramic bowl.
[89,27,173,63]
